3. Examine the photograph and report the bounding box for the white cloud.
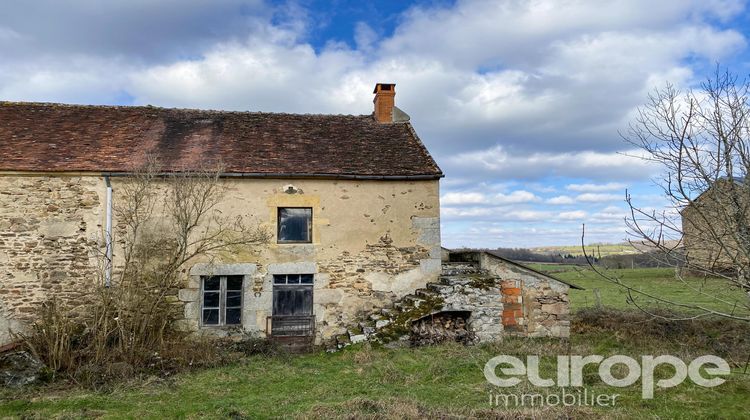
[576,193,624,202]
[559,210,587,220]
[547,195,576,205]
[493,191,541,205]
[448,146,656,180]
[354,21,378,52]
[566,182,626,192]
[441,190,540,206]
[589,209,627,223]
[441,192,486,205]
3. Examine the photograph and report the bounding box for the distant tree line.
[481,248,593,265]
[482,247,683,269]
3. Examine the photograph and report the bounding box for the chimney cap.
[373,83,395,94]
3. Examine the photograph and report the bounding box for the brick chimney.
[373,83,396,123]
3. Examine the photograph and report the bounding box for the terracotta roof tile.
[0,102,443,179]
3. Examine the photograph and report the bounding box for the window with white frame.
[201,275,243,326]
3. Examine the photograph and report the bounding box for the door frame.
[269,274,315,337]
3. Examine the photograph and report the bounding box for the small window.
[201,275,244,326]
[274,274,314,285]
[278,207,312,243]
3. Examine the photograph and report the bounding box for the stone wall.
[437,278,504,342]
[335,253,573,348]
[477,252,571,338]
[681,180,750,273]
[137,177,442,343]
[315,235,433,338]
[0,176,104,345]
[521,279,570,338]
[682,195,745,272]
[0,174,441,346]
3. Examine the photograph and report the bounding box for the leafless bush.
[21,157,270,386]
[19,298,80,373]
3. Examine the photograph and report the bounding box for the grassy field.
[2,266,749,419]
[528,264,750,316]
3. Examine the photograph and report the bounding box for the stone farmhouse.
[0,84,578,348]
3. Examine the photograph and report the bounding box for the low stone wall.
[436,276,504,342]
[334,253,574,350]
[522,279,570,337]
[479,253,570,338]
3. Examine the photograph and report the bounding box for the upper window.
[278,207,312,243]
[201,275,243,326]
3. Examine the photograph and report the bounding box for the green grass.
[2,332,749,419]
[532,265,750,316]
[2,266,750,419]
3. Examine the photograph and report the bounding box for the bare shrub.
[19,298,80,373]
[21,157,270,386]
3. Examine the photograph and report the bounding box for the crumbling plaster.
[0,174,441,345]
[172,178,442,342]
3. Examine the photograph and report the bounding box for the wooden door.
[273,285,313,316]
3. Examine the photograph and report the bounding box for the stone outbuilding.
[336,249,582,348]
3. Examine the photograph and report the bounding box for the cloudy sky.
[2,0,749,248]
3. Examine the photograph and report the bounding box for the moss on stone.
[467,275,497,290]
[374,294,445,343]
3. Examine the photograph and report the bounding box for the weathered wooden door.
[272,285,313,317]
[270,277,314,338]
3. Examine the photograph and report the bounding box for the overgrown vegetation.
[3,309,749,418]
[18,158,269,387]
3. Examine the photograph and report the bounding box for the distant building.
[681,178,748,273]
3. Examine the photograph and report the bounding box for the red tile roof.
[0,102,442,179]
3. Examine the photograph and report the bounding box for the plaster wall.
[0,174,441,344]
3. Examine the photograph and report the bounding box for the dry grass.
[298,397,601,419]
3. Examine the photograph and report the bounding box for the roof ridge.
[0,100,370,119]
